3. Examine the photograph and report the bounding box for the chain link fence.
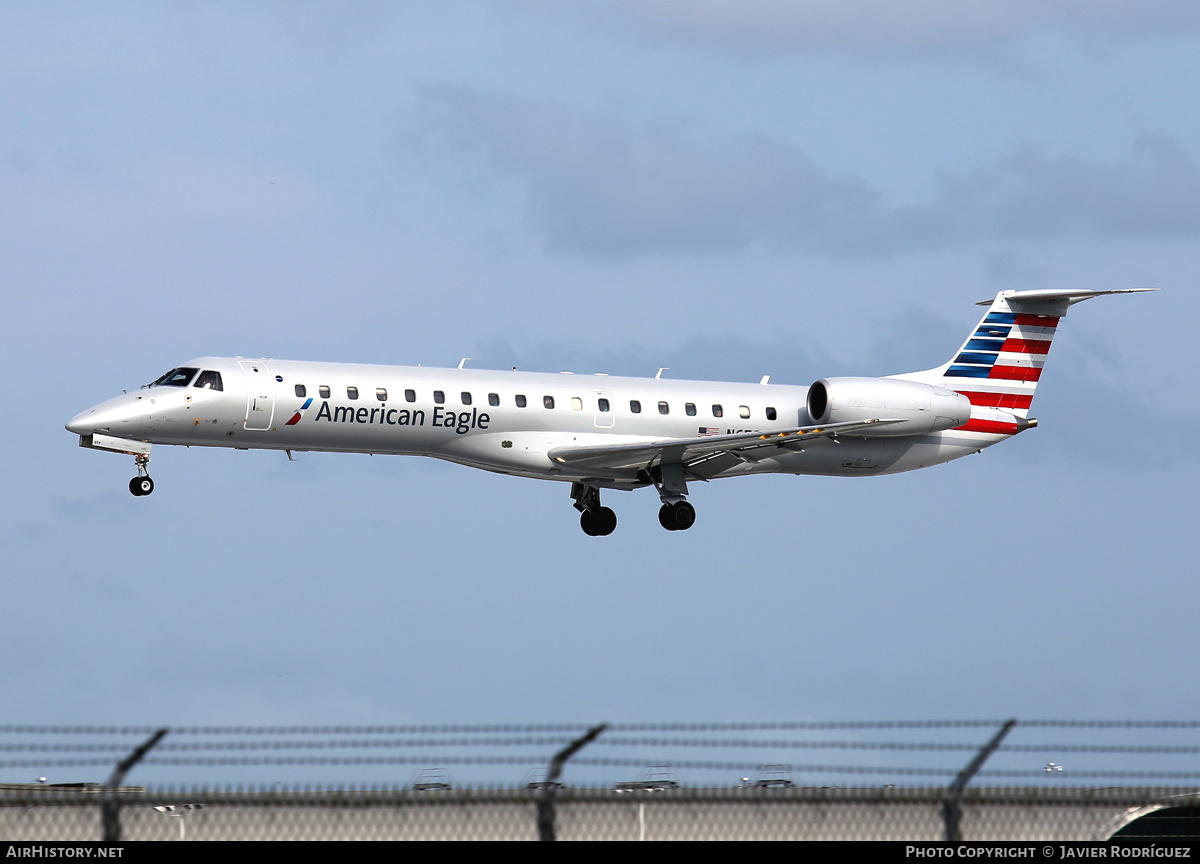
[1,785,1197,841]
[2,721,1198,840]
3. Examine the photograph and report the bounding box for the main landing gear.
[571,483,617,536]
[658,500,696,531]
[652,462,696,532]
[570,464,699,535]
[128,454,154,497]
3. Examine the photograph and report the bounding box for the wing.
[547,419,901,473]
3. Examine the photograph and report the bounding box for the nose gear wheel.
[129,453,154,496]
[129,476,154,496]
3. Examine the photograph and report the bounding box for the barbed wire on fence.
[3,737,1200,757]
[2,720,1198,790]
[4,719,1200,736]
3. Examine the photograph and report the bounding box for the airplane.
[66,288,1150,535]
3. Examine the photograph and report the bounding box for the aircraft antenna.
[655,368,668,379]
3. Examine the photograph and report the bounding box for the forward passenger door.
[239,361,275,431]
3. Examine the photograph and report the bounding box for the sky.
[2,1,1198,788]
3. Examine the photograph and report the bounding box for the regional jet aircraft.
[66,289,1149,534]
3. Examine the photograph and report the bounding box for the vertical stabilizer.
[891,289,1153,435]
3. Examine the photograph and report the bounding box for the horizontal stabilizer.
[975,288,1156,307]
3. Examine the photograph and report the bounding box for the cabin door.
[239,360,276,431]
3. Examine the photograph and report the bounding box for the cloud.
[408,85,877,257]
[408,87,1200,258]
[961,135,1200,239]
[572,0,1200,62]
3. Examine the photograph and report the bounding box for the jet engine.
[806,377,971,436]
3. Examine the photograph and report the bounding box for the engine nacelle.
[806,377,971,437]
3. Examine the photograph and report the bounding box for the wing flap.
[547,419,901,472]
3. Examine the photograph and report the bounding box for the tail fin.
[892,289,1153,435]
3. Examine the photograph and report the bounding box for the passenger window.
[598,398,610,412]
[434,391,445,404]
[685,403,696,416]
[377,388,388,401]
[712,404,723,418]
[739,405,750,419]
[193,370,223,391]
[461,392,472,405]
[658,401,669,415]
[405,389,416,403]
[543,396,555,409]
[630,400,641,414]
[319,385,331,398]
[347,386,359,400]
[294,384,306,398]
[571,397,583,411]
[489,393,500,407]
[766,407,777,421]
[515,394,527,408]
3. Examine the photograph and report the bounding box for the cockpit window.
[151,367,199,387]
[194,369,225,388]
[195,370,224,391]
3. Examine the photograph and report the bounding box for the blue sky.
[2,2,1197,787]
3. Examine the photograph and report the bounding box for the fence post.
[942,719,1015,842]
[537,723,607,841]
[101,728,168,842]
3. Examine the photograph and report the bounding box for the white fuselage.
[67,356,996,487]
[65,289,1148,533]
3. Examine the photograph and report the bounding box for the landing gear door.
[593,390,614,428]
[239,361,275,431]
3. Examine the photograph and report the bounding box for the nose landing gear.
[129,454,154,497]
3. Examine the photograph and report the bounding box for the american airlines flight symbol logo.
[285,398,313,426]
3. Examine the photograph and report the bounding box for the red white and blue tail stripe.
[892,289,1153,437]
[943,302,1057,434]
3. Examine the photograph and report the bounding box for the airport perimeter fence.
[2,720,1199,841]
[2,785,1199,841]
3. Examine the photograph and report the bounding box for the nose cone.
[65,409,93,435]
[66,394,146,436]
